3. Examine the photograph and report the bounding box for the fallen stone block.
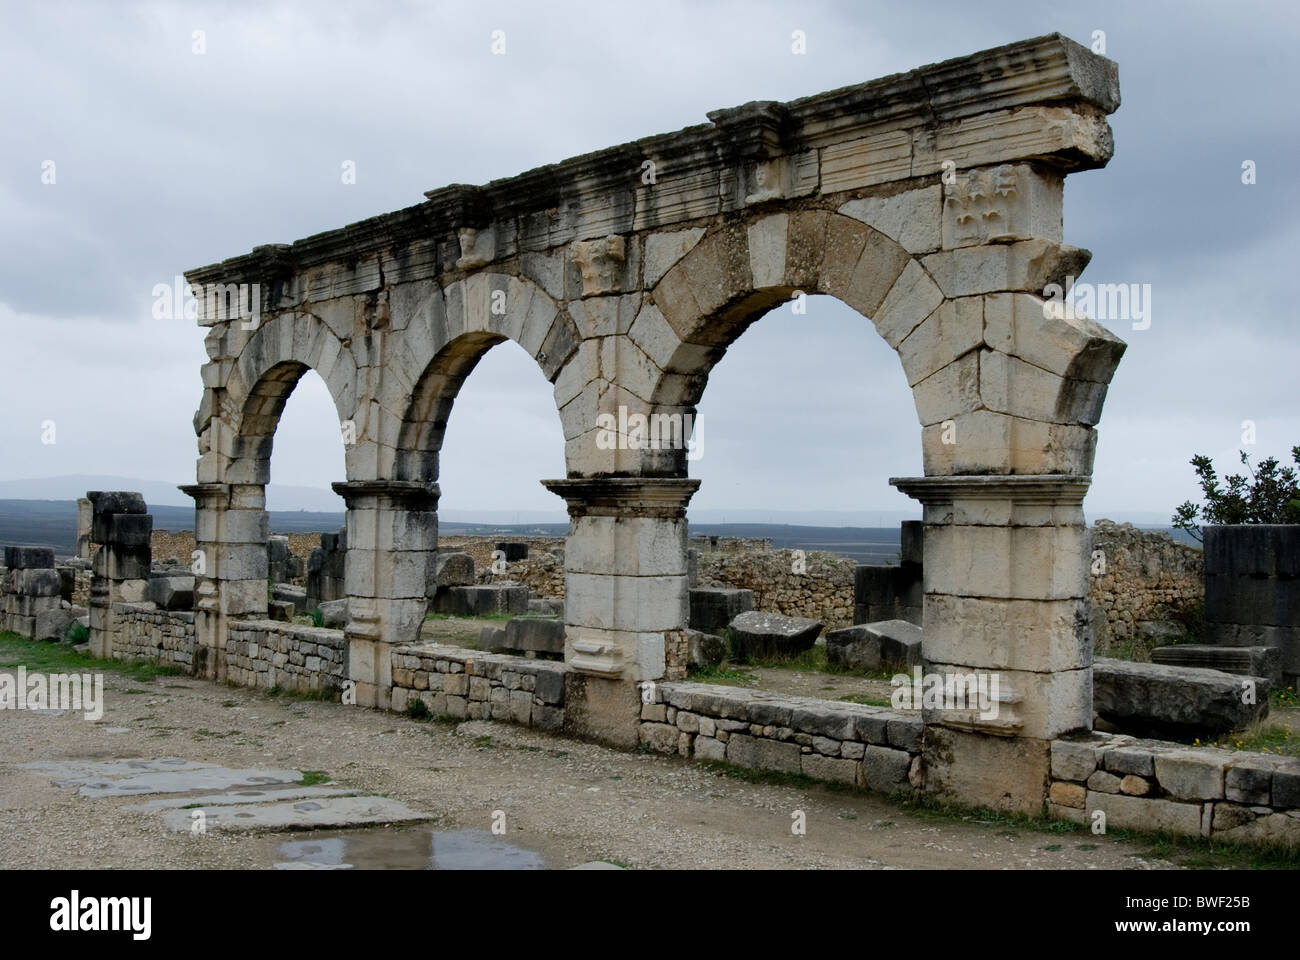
[268,600,295,622]
[317,599,348,629]
[272,583,309,614]
[432,584,528,617]
[150,575,196,611]
[826,619,923,671]
[1150,644,1281,684]
[527,597,564,617]
[689,587,753,635]
[1093,657,1270,738]
[728,610,823,660]
[501,617,566,656]
[686,629,726,669]
[434,552,475,589]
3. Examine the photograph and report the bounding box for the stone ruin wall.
[696,549,857,628]
[132,524,1206,640]
[1088,520,1204,643]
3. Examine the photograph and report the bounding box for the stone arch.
[387,271,573,482]
[631,209,1125,479]
[216,311,359,485]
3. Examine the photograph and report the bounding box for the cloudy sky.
[2,0,1297,523]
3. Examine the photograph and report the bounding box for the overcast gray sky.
[2,0,1297,522]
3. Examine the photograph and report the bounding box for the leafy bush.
[65,620,89,644]
[1173,446,1300,542]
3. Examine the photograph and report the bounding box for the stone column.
[76,498,93,559]
[332,480,440,709]
[891,475,1092,815]
[541,477,698,747]
[86,491,152,660]
[180,482,269,680]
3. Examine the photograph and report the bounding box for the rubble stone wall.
[114,603,195,669]
[1088,520,1204,641]
[390,643,567,730]
[1049,732,1300,847]
[225,620,346,693]
[641,682,923,794]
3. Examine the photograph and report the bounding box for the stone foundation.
[389,643,567,729]
[641,682,923,793]
[1049,732,1300,847]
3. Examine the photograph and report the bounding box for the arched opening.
[229,362,349,623]
[680,292,925,699]
[262,368,348,617]
[401,333,566,651]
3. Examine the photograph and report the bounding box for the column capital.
[179,482,230,508]
[331,480,441,510]
[891,474,1090,506]
[541,477,700,519]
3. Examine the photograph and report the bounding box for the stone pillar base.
[561,674,642,749]
[922,726,1051,816]
[333,480,440,711]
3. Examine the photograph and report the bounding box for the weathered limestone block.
[688,586,753,635]
[1093,658,1270,738]
[1150,645,1281,684]
[825,620,923,671]
[727,610,823,660]
[433,551,475,589]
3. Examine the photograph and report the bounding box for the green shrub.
[1173,446,1300,542]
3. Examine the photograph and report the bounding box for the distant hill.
[0,475,345,511]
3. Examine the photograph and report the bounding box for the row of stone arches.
[186,33,1125,808]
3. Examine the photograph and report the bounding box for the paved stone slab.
[161,795,433,833]
[124,786,358,811]
[21,758,303,797]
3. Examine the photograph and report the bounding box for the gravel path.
[0,664,1179,870]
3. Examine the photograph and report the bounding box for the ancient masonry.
[19,33,1273,833]
[179,33,1128,811]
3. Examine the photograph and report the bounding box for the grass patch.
[298,770,330,786]
[688,664,760,686]
[0,631,184,682]
[1208,716,1300,757]
[406,697,431,720]
[838,693,892,707]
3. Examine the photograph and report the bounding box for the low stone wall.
[390,642,567,730]
[641,682,923,793]
[113,602,195,669]
[1049,732,1300,846]
[225,620,346,693]
[697,550,856,627]
[1089,520,1203,643]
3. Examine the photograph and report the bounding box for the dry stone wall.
[1049,732,1300,847]
[114,604,196,669]
[697,550,856,628]
[1088,520,1203,643]
[641,681,923,793]
[389,643,567,729]
[225,621,346,693]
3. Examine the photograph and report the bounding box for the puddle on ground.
[272,826,545,870]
